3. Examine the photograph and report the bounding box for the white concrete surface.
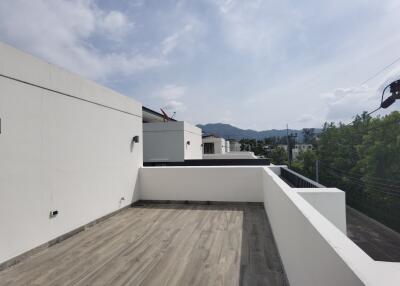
[0,43,143,264]
[143,121,202,162]
[139,166,263,202]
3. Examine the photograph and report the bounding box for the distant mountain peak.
[197,123,321,141]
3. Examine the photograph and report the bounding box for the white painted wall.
[202,137,226,154]
[139,166,263,202]
[183,122,203,160]
[143,121,202,162]
[297,188,347,234]
[225,140,230,152]
[0,43,143,264]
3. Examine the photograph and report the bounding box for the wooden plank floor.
[0,204,287,286]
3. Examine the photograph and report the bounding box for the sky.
[1,0,400,130]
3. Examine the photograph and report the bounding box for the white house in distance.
[142,108,202,162]
[278,144,314,160]
[202,135,226,154]
[292,144,314,160]
[229,139,241,152]
[202,135,258,159]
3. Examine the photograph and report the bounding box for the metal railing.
[280,167,325,188]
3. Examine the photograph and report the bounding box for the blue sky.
[1,0,400,129]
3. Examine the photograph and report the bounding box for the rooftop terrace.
[0,203,287,286]
[1,43,400,286]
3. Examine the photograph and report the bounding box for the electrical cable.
[319,162,400,185]
[360,56,400,86]
[321,167,400,193]
[323,169,400,198]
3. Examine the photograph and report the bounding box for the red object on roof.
[160,108,171,122]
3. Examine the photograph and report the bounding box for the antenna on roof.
[160,108,172,122]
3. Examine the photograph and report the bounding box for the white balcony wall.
[139,166,263,202]
[296,188,347,234]
[143,122,202,162]
[262,167,400,286]
[0,43,143,264]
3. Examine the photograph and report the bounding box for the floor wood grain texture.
[0,204,288,286]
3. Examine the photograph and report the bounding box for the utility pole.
[316,159,319,183]
[286,124,290,168]
[286,125,297,168]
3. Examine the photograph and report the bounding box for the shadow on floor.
[346,207,400,262]
[239,205,289,286]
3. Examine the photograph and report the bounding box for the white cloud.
[98,10,134,40]
[0,0,162,80]
[322,86,378,122]
[164,100,186,111]
[160,15,205,57]
[296,114,320,127]
[219,109,233,124]
[213,0,304,57]
[154,85,187,112]
[157,84,186,100]
[161,24,195,56]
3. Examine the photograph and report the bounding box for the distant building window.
[204,143,215,154]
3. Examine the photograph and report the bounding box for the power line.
[360,55,400,86]
[348,62,400,123]
[366,106,382,116]
[324,171,400,198]
[345,117,400,132]
[323,167,400,191]
[320,163,400,186]
[320,164,400,188]
[323,169,400,198]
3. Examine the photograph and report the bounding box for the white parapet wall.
[296,188,347,234]
[262,167,400,286]
[139,166,263,202]
[0,43,143,265]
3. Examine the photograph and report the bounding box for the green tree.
[316,111,400,232]
[302,128,315,144]
[270,146,288,165]
[292,150,317,180]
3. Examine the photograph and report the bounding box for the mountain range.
[197,123,321,142]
